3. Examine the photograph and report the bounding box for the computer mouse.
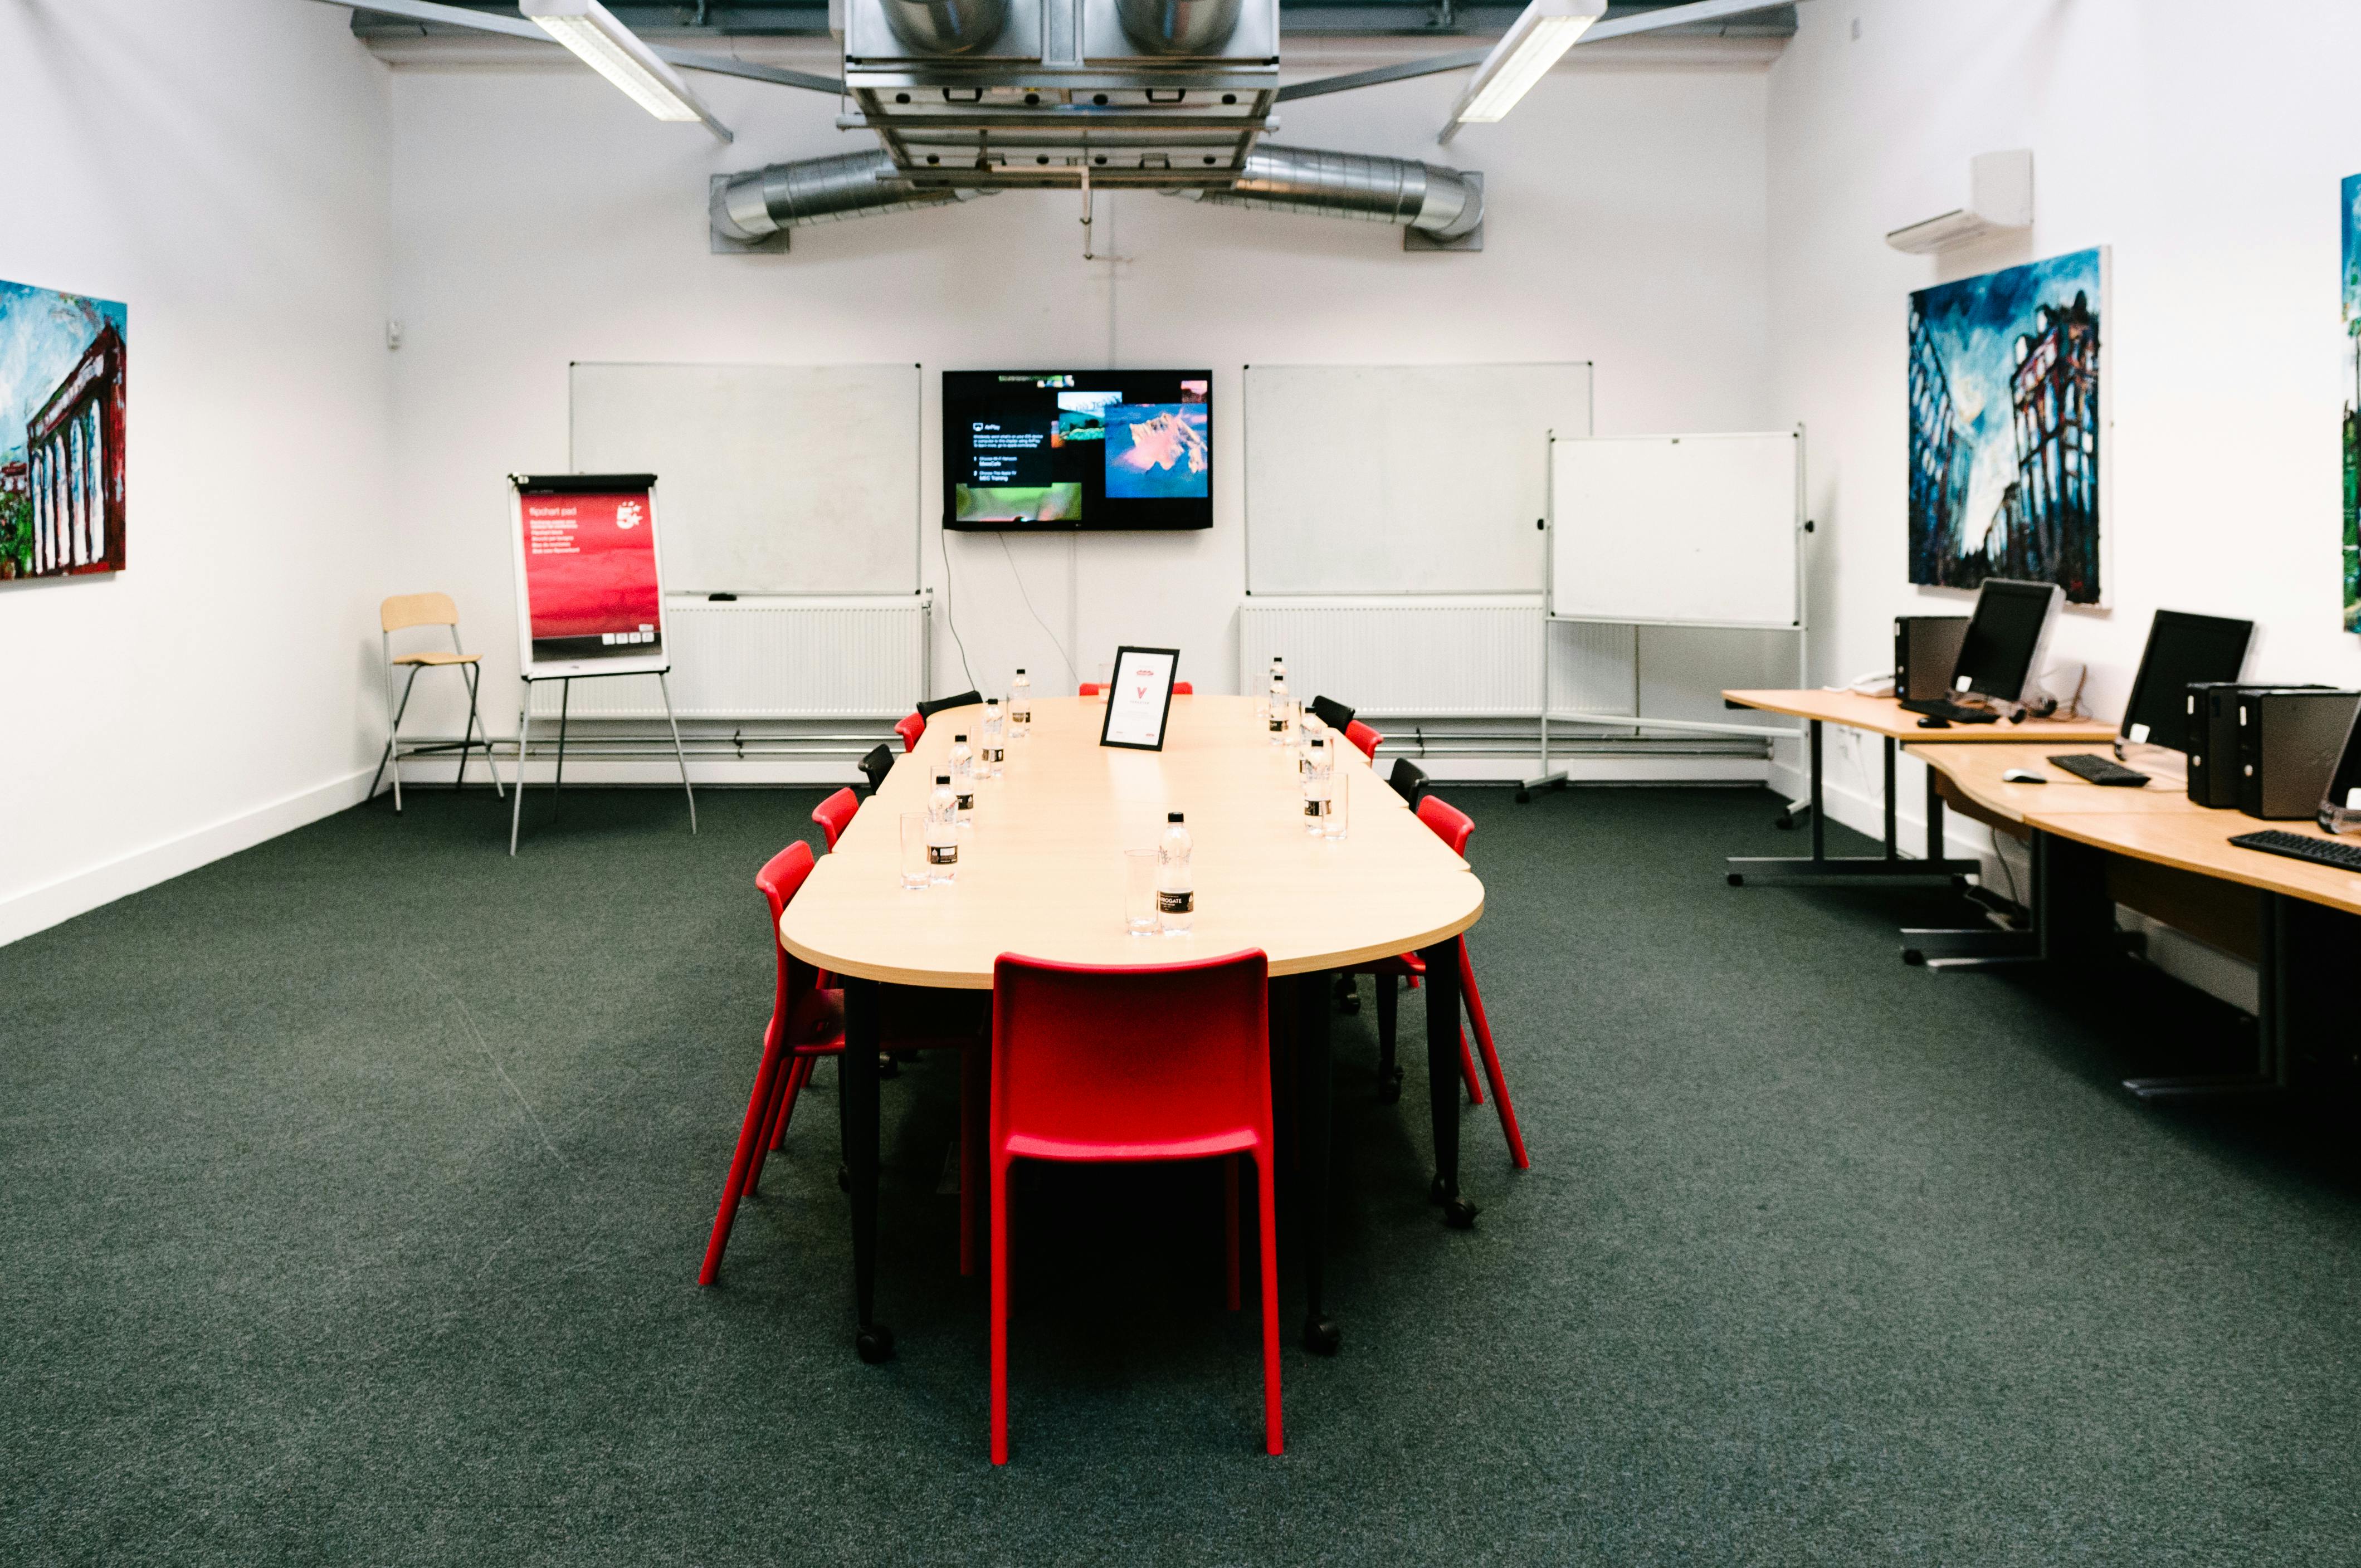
[1916,716,1952,729]
[2002,768,2047,784]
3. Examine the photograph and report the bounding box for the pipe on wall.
[879,0,1009,53]
[1169,143,1484,237]
[1114,0,1245,55]
[709,149,993,241]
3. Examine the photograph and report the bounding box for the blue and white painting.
[1908,248,2103,603]
[0,278,128,580]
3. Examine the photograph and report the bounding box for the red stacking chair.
[699,842,986,1286]
[812,787,859,851]
[895,711,925,753]
[1343,719,1383,763]
[1349,795,1528,1169]
[1079,681,1191,696]
[989,950,1281,1464]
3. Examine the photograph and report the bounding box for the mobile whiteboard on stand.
[505,472,697,855]
[1529,429,1808,797]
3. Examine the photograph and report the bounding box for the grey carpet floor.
[4,782,2358,1566]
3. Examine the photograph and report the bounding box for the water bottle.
[981,700,1005,777]
[949,734,976,827]
[1255,656,1278,728]
[1267,661,1290,744]
[1303,734,1333,833]
[1299,713,1325,774]
[1156,811,1194,933]
[1008,668,1032,739]
[927,773,959,882]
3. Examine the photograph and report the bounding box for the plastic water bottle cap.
[937,774,951,785]
[1168,812,1183,823]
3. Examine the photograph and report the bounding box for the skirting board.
[0,765,377,950]
[1770,754,2261,1015]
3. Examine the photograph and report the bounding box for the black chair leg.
[1333,973,1360,1014]
[1374,977,1402,1103]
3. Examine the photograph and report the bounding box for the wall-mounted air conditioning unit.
[1886,150,2033,255]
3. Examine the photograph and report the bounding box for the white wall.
[1764,0,2361,836]
[379,39,1775,747]
[0,1,394,947]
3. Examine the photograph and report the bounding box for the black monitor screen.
[2119,609,2253,750]
[943,370,1212,531]
[2326,700,2361,822]
[1951,579,2057,702]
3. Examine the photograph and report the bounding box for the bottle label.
[1157,889,1194,915]
[957,792,974,812]
[1304,798,1330,818]
[987,748,1003,764]
[1268,716,1285,732]
[929,844,958,866]
[1011,709,1029,724]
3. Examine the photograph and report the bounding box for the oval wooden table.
[781,695,1486,1361]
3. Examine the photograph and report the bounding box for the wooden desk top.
[1723,688,2120,744]
[1904,743,2209,824]
[779,695,1485,989]
[1910,741,2361,916]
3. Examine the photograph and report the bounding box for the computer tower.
[2235,688,2361,819]
[1895,616,1969,704]
[2184,682,2251,807]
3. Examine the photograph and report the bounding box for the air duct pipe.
[710,149,993,242]
[880,0,1007,53]
[1170,144,1483,239]
[1116,0,1244,54]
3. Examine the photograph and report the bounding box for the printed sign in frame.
[508,472,670,680]
[1099,646,1181,751]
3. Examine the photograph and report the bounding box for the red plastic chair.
[812,787,859,851]
[895,711,925,753]
[989,949,1281,1464]
[1348,795,1528,1169]
[1078,681,1191,696]
[699,842,986,1286]
[1343,719,1383,763]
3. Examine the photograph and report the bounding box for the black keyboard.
[1899,698,2001,724]
[2229,830,2361,873]
[2048,753,2149,787]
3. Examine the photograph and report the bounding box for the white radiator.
[1238,595,1544,717]
[529,594,928,719]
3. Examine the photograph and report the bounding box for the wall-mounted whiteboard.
[569,362,920,595]
[1550,430,1801,629]
[1245,363,1591,594]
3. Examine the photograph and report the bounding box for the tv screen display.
[943,370,1212,531]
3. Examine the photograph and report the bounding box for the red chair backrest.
[1416,794,1474,857]
[755,841,825,1034]
[992,950,1271,1160]
[1343,719,1383,762]
[895,712,925,753]
[1077,683,1101,696]
[812,787,859,851]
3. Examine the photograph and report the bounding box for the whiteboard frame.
[567,359,924,597]
[1542,426,1809,745]
[1241,361,1593,598]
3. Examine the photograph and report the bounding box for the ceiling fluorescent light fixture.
[1439,0,1606,143]
[520,0,733,142]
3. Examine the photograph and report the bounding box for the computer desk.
[1718,690,2119,887]
[1908,741,2361,1097]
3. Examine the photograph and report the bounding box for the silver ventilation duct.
[1169,144,1484,238]
[878,0,1008,56]
[1115,0,1246,55]
[710,149,994,242]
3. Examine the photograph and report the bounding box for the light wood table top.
[779,695,1485,988]
[1904,742,2209,824]
[1723,688,2120,744]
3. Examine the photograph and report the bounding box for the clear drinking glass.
[1323,770,1350,840]
[899,813,930,890]
[1096,662,1114,702]
[1124,849,1161,935]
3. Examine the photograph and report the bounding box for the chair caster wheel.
[1333,977,1360,1014]
[1901,949,1927,966]
[1301,1315,1341,1356]
[855,1323,896,1364]
[1375,1068,1403,1105]
[837,1162,850,1191]
[877,1053,899,1079]
[1514,789,1531,804]
[1726,873,1745,887]
[1774,814,1797,831]
[1442,1197,1480,1230]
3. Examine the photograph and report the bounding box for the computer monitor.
[1949,578,2062,704]
[2116,609,2253,752]
[2320,696,2361,834]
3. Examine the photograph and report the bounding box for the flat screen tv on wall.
[943,370,1212,531]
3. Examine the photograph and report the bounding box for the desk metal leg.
[1903,819,2042,970]
[1294,971,1340,1354]
[2124,891,2290,1100]
[841,977,894,1361]
[1728,721,1980,886]
[1422,940,1476,1229]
